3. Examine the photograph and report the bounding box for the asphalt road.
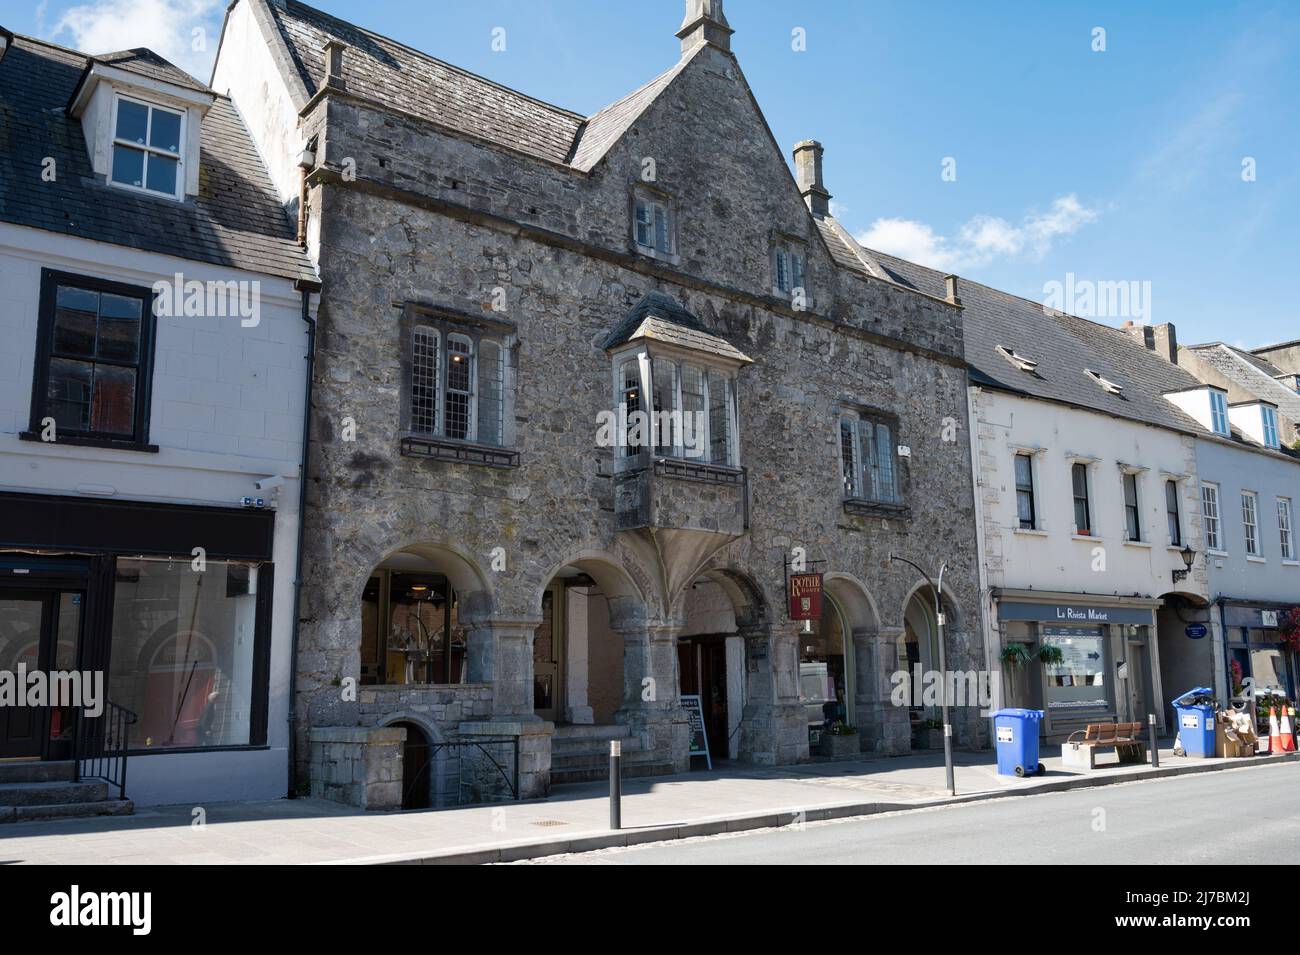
[530,762,1300,864]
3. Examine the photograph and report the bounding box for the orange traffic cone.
[1268,706,1285,753]
[1281,706,1298,753]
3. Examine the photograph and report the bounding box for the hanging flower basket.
[1280,608,1300,653]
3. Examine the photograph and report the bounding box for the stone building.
[211,0,984,808]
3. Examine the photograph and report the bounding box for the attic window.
[995,345,1038,373]
[110,95,184,199]
[1085,369,1123,396]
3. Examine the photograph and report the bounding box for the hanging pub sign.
[789,572,823,621]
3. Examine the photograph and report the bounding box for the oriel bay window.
[400,306,514,464]
[26,269,155,449]
[615,350,739,466]
[839,409,901,506]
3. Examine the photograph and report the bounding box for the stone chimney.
[677,0,733,56]
[321,38,347,91]
[1122,321,1177,364]
[792,140,831,218]
[944,275,962,306]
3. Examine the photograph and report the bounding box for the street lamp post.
[889,553,956,797]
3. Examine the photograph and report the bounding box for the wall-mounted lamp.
[1172,544,1196,583]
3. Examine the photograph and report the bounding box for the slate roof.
[603,291,752,363]
[87,47,215,95]
[569,59,690,172]
[0,35,316,284]
[265,0,585,165]
[1186,343,1300,426]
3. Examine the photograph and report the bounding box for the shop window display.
[110,557,260,750]
[1041,626,1108,710]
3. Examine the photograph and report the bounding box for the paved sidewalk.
[1,745,1294,864]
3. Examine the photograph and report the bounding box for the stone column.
[563,587,594,724]
[613,622,689,771]
[854,626,911,755]
[738,622,807,765]
[465,616,541,719]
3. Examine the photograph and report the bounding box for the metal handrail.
[73,700,139,800]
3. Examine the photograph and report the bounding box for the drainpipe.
[1217,595,1231,707]
[287,282,317,798]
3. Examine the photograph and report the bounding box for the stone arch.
[823,571,882,634]
[899,579,966,636]
[534,550,649,632]
[678,565,770,631]
[358,540,496,621]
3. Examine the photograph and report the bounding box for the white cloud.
[54,0,224,82]
[856,194,1099,272]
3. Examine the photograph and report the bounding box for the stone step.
[551,723,634,741]
[551,761,677,786]
[0,780,110,807]
[0,760,77,784]
[0,799,134,824]
[551,735,647,758]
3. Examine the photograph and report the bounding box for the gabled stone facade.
[213,0,985,806]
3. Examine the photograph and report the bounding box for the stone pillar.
[458,719,552,800]
[564,588,594,724]
[614,622,689,771]
[854,626,911,755]
[466,616,540,719]
[738,622,807,765]
[308,725,405,810]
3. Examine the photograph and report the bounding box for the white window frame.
[612,348,739,468]
[1202,482,1223,553]
[1209,390,1229,436]
[1278,497,1294,562]
[109,93,186,200]
[1242,490,1260,557]
[838,409,900,505]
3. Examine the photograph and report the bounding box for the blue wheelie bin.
[991,708,1045,776]
[1172,687,1216,758]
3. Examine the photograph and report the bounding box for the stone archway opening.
[359,544,490,688]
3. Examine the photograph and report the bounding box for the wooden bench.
[1061,721,1148,771]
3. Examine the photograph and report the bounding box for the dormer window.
[1085,369,1123,396]
[996,345,1038,373]
[1262,405,1280,448]
[111,95,184,198]
[1209,389,1229,435]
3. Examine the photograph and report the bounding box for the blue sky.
[11,0,1298,348]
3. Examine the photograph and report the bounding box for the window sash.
[1165,480,1181,545]
[1071,463,1091,534]
[1263,407,1279,447]
[1202,484,1221,551]
[1123,473,1141,541]
[408,323,505,446]
[1279,499,1294,561]
[1209,392,1229,434]
[111,96,184,197]
[627,356,737,465]
[1014,454,1035,529]
[634,198,670,253]
[1242,492,1259,555]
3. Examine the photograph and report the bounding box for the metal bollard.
[1148,713,1159,768]
[609,739,622,830]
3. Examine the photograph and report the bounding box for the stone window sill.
[20,430,159,453]
[1122,539,1152,549]
[1014,527,1049,537]
[633,243,681,267]
[1246,555,1267,564]
[400,434,519,468]
[843,498,909,519]
[1072,533,1103,543]
[1282,560,1299,567]
[652,456,745,486]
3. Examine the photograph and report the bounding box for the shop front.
[0,492,280,801]
[994,591,1165,741]
[1221,601,1299,700]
